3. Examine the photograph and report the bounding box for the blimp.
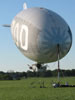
[3,3,72,71]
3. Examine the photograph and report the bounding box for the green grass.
[0,77,75,100]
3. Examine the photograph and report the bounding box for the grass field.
[0,77,75,100]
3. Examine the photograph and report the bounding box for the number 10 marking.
[11,20,28,51]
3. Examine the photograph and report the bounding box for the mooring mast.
[57,44,60,82]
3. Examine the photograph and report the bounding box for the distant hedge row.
[0,69,75,80]
[27,69,75,77]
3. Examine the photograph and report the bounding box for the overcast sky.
[0,0,75,72]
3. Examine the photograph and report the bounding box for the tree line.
[0,69,75,80]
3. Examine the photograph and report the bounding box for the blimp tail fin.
[23,3,27,10]
[2,24,11,27]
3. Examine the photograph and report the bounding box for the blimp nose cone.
[37,25,72,63]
